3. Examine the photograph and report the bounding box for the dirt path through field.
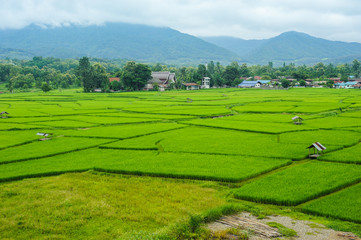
[207,212,360,240]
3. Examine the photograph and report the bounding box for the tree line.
[0,56,360,92]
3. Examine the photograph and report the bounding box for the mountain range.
[0,23,237,64]
[0,22,361,65]
[202,32,361,65]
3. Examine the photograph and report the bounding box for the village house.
[353,78,361,83]
[238,81,260,88]
[144,72,176,91]
[238,80,270,88]
[183,82,199,90]
[329,78,341,83]
[354,83,361,89]
[201,77,210,89]
[335,81,358,89]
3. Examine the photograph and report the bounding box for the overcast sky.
[1,0,361,42]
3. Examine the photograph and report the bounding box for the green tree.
[151,63,162,72]
[212,73,224,87]
[215,62,223,75]
[110,80,122,91]
[352,59,361,78]
[299,80,306,86]
[0,64,11,82]
[197,64,207,79]
[207,61,215,75]
[325,64,337,78]
[326,79,334,88]
[261,75,272,80]
[41,82,51,92]
[178,67,186,81]
[77,57,93,92]
[152,82,159,91]
[76,57,109,92]
[222,65,239,86]
[121,62,151,91]
[9,73,34,90]
[281,79,290,88]
[340,74,349,82]
[239,63,250,77]
[313,63,325,77]
[92,63,109,91]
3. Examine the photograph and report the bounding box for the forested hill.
[1,23,361,65]
[202,31,361,65]
[0,23,238,64]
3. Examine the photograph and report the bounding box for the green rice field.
[0,88,360,238]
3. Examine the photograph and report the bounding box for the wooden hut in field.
[292,116,304,125]
[37,132,53,141]
[307,142,326,158]
[0,111,9,118]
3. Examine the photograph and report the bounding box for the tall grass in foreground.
[0,172,225,240]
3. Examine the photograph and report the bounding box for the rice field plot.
[102,126,338,159]
[0,136,112,164]
[161,136,341,159]
[61,115,162,125]
[117,100,171,109]
[339,110,361,118]
[318,142,361,164]
[234,161,361,205]
[279,130,361,147]
[1,103,50,117]
[123,105,232,116]
[0,130,40,149]
[221,113,321,123]
[31,119,97,128]
[289,102,350,113]
[302,182,361,223]
[0,116,63,123]
[85,111,196,120]
[103,126,277,150]
[0,122,44,130]
[35,107,118,116]
[181,118,316,134]
[64,122,184,139]
[0,148,291,182]
[305,116,361,129]
[232,101,297,113]
[76,99,140,110]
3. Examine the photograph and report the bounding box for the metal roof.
[307,142,326,151]
[292,116,304,120]
[151,72,176,82]
[238,81,259,87]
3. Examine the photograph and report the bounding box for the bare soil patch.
[207,212,360,240]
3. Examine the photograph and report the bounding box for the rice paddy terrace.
[0,88,361,238]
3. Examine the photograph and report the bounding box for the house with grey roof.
[145,72,176,91]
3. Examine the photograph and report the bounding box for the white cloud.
[0,0,360,42]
